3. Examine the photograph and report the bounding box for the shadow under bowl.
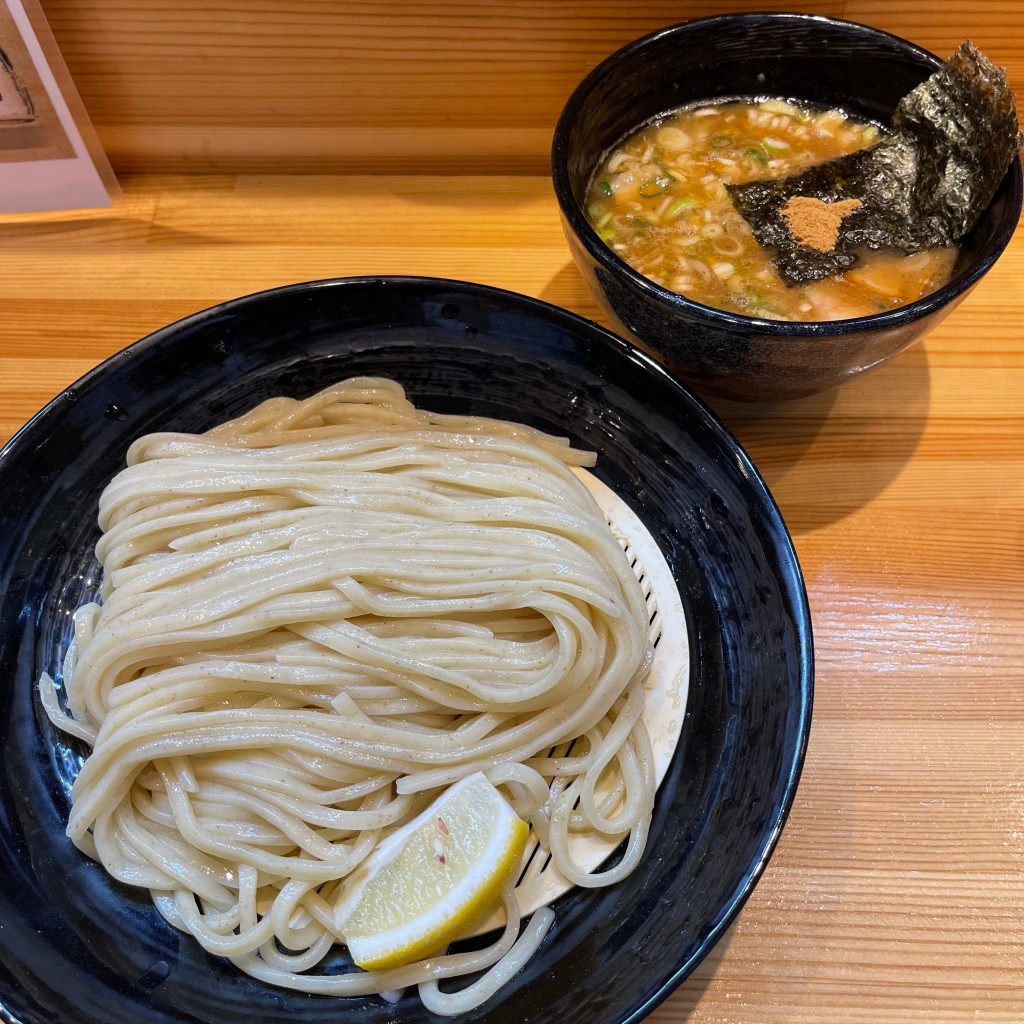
[552,12,1023,402]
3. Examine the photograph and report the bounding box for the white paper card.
[0,0,113,212]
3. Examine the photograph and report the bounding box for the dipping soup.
[585,99,958,321]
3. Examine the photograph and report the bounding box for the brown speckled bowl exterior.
[552,13,1023,402]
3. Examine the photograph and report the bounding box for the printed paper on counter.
[0,0,116,212]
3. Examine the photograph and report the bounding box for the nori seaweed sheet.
[725,42,1024,284]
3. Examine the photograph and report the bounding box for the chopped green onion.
[599,180,613,197]
[638,175,672,198]
[746,147,768,166]
[755,306,792,321]
[587,201,606,219]
[710,135,733,149]
[668,197,694,216]
[762,137,789,152]
[598,227,616,242]
[596,211,613,229]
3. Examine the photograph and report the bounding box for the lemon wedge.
[335,772,529,971]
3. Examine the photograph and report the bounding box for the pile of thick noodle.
[41,377,656,1013]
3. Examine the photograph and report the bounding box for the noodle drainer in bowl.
[474,468,688,931]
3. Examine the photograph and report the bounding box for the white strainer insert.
[472,468,689,931]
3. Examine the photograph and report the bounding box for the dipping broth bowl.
[551,12,1023,402]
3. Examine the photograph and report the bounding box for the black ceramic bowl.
[552,12,1023,401]
[0,278,812,1024]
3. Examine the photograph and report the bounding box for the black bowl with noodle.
[0,277,812,1023]
[552,13,1023,401]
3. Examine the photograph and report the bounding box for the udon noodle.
[40,377,656,1012]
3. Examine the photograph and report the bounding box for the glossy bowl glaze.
[552,12,1023,401]
[0,277,812,1024]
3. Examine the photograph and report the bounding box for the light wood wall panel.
[38,0,1024,175]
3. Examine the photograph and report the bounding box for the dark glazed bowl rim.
[551,11,1024,339]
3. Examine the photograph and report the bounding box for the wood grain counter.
[1,172,1022,1021]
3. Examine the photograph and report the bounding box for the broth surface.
[585,99,957,321]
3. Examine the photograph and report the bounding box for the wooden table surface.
[1,173,1022,1022]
